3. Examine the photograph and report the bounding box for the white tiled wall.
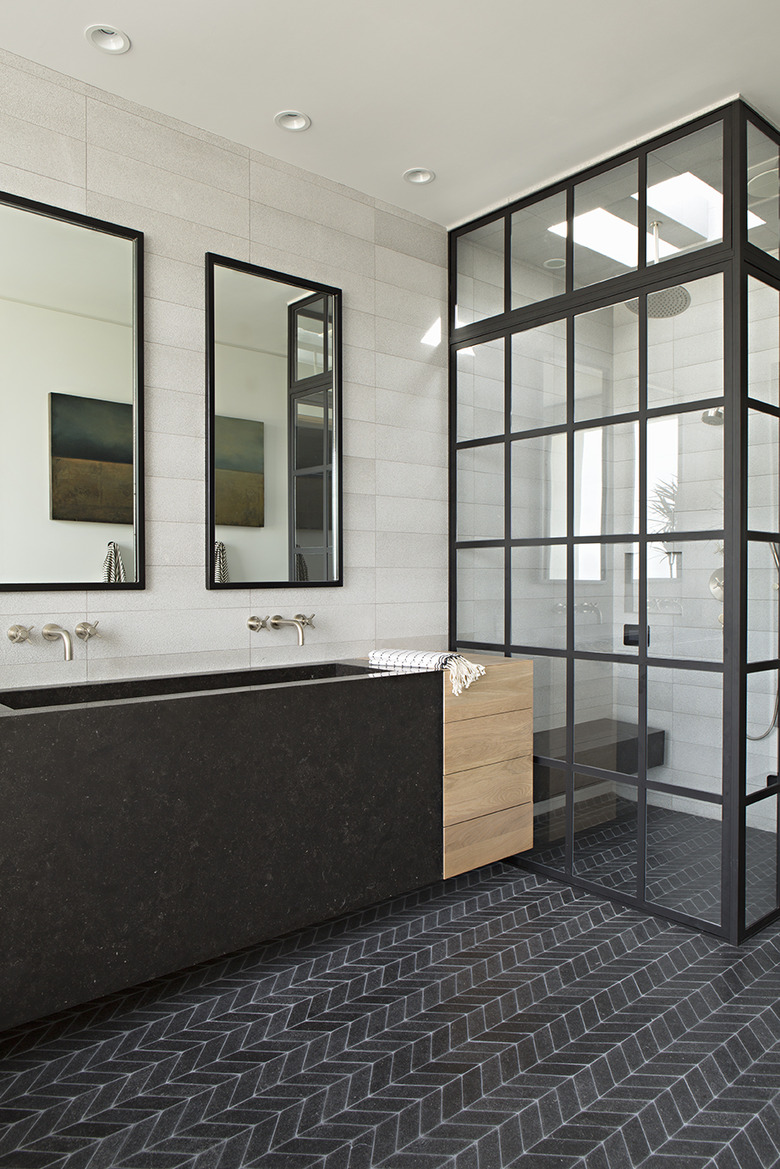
[0,48,449,688]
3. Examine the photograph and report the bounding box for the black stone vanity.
[0,661,443,1032]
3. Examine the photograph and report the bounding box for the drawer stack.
[443,655,533,879]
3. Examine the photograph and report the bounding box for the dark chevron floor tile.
[2,863,780,1168]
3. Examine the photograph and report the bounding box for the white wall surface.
[0,47,449,688]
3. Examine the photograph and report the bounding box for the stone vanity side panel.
[0,47,449,688]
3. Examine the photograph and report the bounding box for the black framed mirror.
[206,254,342,588]
[0,192,144,589]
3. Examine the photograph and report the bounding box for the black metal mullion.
[637,283,649,903]
[504,335,512,657]
[565,311,575,874]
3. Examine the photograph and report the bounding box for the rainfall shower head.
[701,407,724,426]
[626,220,691,319]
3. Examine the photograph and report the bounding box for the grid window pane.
[457,337,504,442]
[746,670,779,796]
[511,545,566,650]
[747,122,780,260]
[574,300,638,422]
[456,547,504,644]
[528,763,567,868]
[646,792,721,925]
[510,319,566,433]
[647,666,722,797]
[647,410,723,536]
[573,660,638,777]
[573,543,638,655]
[647,539,724,662]
[646,122,724,264]
[748,276,780,409]
[748,408,779,533]
[511,433,565,539]
[573,161,639,290]
[572,775,637,896]
[511,192,567,310]
[456,220,504,325]
[457,443,504,540]
[746,796,779,927]
[574,422,637,536]
[748,540,780,663]
[647,272,723,410]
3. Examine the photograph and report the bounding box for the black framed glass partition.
[449,100,780,943]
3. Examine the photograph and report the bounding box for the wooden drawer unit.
[443,655,533,878]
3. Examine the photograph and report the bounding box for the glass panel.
[574,543,638,654]
[295,297,326,379]
[511,433,565,539]
[511,191,567,309]
[646,792,721,924]
[748,277,780,409]
[746,796,779,927]
[457,337,504,442]
[510,319,566,433]
[573,660,638,776]
[748,540,780,663]
[455,219,504,326]
[511,545,566,650]
[457,443,504,540]
[572,775,637,896]
[647,539,723,662]
[646,122,724,264]
[295,395,326,470]
[573,161,639,289]
[747,122,780,260]
[747,670,779,796]
[295,474,325,544]
[528,762,567,868]
[456,547,504,644]
[647,272,723,410]
[747,408,779,533]
[647,410,723,535]
[574,422,637,537]
[574,299,638,422]
[647,666,722,796]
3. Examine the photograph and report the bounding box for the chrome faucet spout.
[269,615,305,646]
[42,623,73,661]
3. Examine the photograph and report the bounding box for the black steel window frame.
[449,99,780,943]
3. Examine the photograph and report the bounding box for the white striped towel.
[102,541,126,583]
[367,650,486,696]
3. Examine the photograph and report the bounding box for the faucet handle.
[75,621,100,641]
[247,615,270,632]
[295,613,315,628]
[7,624,34,644]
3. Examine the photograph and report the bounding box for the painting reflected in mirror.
[206,254,341,587]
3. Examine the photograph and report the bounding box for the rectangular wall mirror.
[206,254,342,588]
[0,193,144,590]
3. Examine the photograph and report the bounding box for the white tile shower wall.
[0,48,449,688]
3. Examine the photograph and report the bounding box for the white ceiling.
[1,0,779,229]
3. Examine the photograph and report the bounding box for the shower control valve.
[75,621,100,641]
[7,624,34,644]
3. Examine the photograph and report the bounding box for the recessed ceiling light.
[403,168,435,185]
[84,24,132,54]
[274,110,311,132]
[543,257,565,269]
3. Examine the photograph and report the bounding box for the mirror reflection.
[0,195,143,589]
[207,255,341,587]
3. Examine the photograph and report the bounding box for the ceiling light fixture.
[543,257,566,269]
[550,208,678,267]
[84,24,132,54]
[403,168,435,185]
[274,110,311,132]
[633,173,764,235]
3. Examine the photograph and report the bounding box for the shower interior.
[450,100,780,942]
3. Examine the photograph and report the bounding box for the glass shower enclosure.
[450,100,780,943]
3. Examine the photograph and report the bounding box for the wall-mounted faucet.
[247,613,315,647]
[41,623,73,661]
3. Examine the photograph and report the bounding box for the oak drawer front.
[444,661,532,723]
[444,708,532,774]
[444,756,532,826]
[444,804,532,879]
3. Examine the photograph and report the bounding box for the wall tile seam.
[0,99,88,155]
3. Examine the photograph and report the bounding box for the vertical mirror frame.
[0,190,145,592]
[205,253,343,589]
